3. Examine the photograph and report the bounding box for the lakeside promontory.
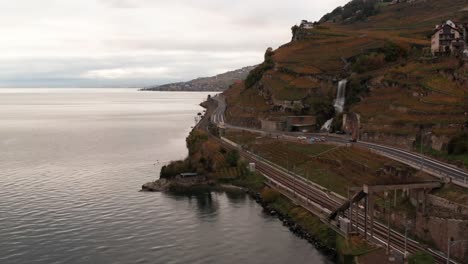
[143,0,468,263]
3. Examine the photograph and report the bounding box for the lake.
[0,88,330,264]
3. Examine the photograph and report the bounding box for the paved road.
[212,95,468,187]
[356,141,468,185]
[211,94,225,125]
[209,94,463,263]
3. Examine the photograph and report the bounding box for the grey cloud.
[0,0,351,87]
[0,51,261,88]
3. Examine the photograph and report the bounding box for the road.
[209,94,466,263]
[212,95,468,187]
[211,94,225,125]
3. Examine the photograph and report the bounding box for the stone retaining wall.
[427,194,468,217]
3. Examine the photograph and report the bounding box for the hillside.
[223,0,468,166]
[142,66,255,92]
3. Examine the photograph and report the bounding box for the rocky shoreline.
[141,178,172,192]
[244,189,337,260]
[141,177,246,193]
[142,177,337,260]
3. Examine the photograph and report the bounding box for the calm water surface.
[0,89,330,264]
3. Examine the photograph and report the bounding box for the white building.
[300,20,314,29]
[431,20,464,55]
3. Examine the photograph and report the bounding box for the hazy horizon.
[0,0,349,88]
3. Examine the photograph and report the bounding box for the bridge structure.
[329,182,443,251]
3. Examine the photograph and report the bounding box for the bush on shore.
[408,251,435,264]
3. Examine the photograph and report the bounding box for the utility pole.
[447,239,468,264]
[404,220,411,260]
[386,192,391,254]
[447,237,451,264]
[420,125,424,171]
[404,226,408,260]
[348,187,352,232]
[364,196,368,240]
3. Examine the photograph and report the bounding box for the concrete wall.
[427,194,468,218]
[383,208,468,262]
[260,119,285,132]
[360,132,416,150]
[414,214,468,262]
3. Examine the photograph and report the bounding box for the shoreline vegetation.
[141,96,461,263]
[141,119,371,262]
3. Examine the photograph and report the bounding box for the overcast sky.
[0,0,349,88]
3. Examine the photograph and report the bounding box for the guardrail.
[366,147,468,189]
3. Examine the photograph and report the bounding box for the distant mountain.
[141,66,256,92]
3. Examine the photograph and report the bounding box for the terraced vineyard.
[353,57,467,143]
[223,130,259,146]
[224,131,432,195]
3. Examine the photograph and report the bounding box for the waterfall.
[333,79,347,114]
[320,79,347,132]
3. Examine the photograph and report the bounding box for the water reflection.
[167,189,220,219]
[0,89,329,264]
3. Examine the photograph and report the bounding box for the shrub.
[291,25,299,37]
[320,6,344,22]
[381,42,408,62]
[352,53,386,73]
[208,123,219,137]
[331,113,344,132]
[346,76,371,105]
[408,251,434,264]
[237,160,251,178]
[351,42,407,74]
[160,160,192,179]
[321,0,379,23]
[186,130,208,155]
[245,48,274,88]
[226,149,240,167]
[261,188,281,203]
[305,96,335,127]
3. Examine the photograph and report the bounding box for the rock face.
[141,178,171,192]
[414,214,468,261]
[141,175,211,192]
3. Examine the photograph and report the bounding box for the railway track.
[216,137,453,263]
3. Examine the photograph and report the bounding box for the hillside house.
[300,20,315,29]
[431,20,465,56]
